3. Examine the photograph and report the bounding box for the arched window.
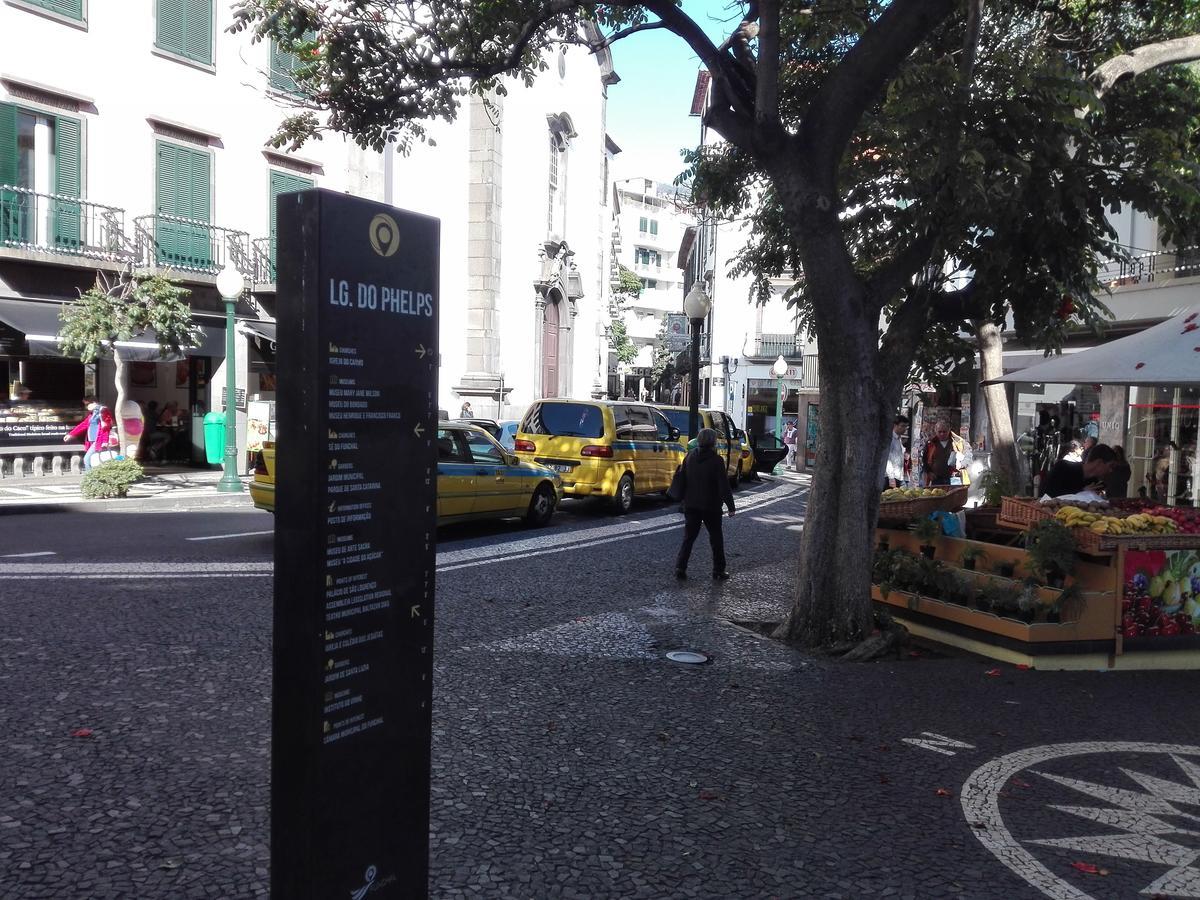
[546,114,575,239]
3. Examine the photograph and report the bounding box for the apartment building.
[0,0,385,472]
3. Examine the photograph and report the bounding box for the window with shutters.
[154,140,212,268]
[10,0,84,23]
[268,169,314,267]
[0,102,82,250]
[156,0,213,66]
[270,32,317,94]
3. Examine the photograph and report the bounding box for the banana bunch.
[1054,506,1177,535]
[881,487,947,502]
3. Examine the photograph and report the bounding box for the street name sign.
[273,189,439,899]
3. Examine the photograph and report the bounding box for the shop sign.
[272,189,439,899]
[748,378,804,391]
[220,386,248,412]
[0,417,72,445]
[246,400,275,453]
[664,313,690,351]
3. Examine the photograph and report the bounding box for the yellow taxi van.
[514,399,684,513]
[654,406,753,487]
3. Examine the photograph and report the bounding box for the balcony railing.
[749,333,804,359]
[134,214,252,276]
[252,237,276,285]
[1099,245,1200,286]
[0,185,129,261]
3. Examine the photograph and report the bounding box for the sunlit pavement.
[0,478,1195,899]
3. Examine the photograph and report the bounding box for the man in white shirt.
[885,415,909,489]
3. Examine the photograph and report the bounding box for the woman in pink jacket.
[64,396,114,470]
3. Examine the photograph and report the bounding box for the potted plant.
[1025,519,1078,588]
[1049,583,1087,624]
[977,580,1021,615]
[976,468,1012,509]
[959,545,989,572]
[913,516,941,559]
[994,559,1017,579]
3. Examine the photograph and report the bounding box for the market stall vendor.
[1041,443,1119,497]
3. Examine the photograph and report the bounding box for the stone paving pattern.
[0,489,1198,898]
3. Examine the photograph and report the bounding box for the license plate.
[551,464,573,473]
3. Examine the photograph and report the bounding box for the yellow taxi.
[655,406,753,487]
[250,422,564,526]
[514,399,684,514]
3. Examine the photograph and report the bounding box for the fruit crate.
[998,497,1199,554]
[878,486,968,522]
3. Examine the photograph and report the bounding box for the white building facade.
[0,1,619,475]
[0,0,387,472]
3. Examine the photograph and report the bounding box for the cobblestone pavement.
[0,483,1197,899]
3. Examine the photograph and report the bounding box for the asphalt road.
[1,475,1199,900]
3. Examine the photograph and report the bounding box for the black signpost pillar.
[272,189,439,899]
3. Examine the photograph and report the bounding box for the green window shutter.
[183,0,212,65]
[650,220,658,236]
[270,31,316,94]
[156,0,186,56]
[157,0,211,64]
[268,170,313,268]
[22,0,83,20]
[155,141,211,268]
[52,114,82,249]
[0,103,19,245]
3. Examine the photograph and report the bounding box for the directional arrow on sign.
[410,605,421,618]
[414,343,428,359]
[413,423,425,438]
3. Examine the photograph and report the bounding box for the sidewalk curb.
[0,493,255,516]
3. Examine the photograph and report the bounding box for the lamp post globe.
[682,284,712,442]
[216,266,245,493]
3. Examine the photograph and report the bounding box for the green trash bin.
[203,411,226,465]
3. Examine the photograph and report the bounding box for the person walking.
[63,396,113,471]
[782,419,798,470]
[673,428,736,580]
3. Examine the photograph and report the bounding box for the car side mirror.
[733,428,744,441]
[667,426,680,442]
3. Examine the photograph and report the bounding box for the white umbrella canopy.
[988,306,1200,386]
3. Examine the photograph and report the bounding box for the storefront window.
[1127,385,1199,506]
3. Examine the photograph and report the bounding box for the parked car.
[249,422,563,526]
[456,418,520,450]
[655,405,752,487]
[514,399,682,514]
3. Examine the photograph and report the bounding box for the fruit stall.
[871,490,1200,670]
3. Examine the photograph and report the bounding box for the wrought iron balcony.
[133,214,252,276]
[1099,245,1200,286]
[252,237,276,285]
[0,185,129,261]
[748,332,804,359]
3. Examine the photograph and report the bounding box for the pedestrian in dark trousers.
[673,428,736,580]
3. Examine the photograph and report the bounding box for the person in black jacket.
[673,428,736,580]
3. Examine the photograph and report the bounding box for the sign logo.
[368,213,400,257]
[350,864,377,899]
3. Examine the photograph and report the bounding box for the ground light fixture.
[216,266,245,493]
[772,354,788,442]
[683,283,712,441]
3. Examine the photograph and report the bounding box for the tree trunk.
[775,354,896,646]
[112,348,128,457]
[975,320,1018,490]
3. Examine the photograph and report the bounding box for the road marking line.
[902,732,976,756]
[0,487,39,497]
[2,573,272,580]
[186,530,274,542]
[0,551,57,558]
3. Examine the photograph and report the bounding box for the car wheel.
[525,483,557,527]
[612,474,634,515]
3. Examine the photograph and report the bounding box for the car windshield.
[521,402,605,439]
[660,409,689,435]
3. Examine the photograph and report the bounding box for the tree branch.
[1091,33,1200,98]
[865,229,939,308]
[801,0,959,189]
[586,20,669,52]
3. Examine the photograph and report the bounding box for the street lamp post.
[216,266,245,493]
[682,283,712,441]
[772,354,788,443]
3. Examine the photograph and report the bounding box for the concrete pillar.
[31,455,45,476]
[12,457,26,478]
[70,454,83,475]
